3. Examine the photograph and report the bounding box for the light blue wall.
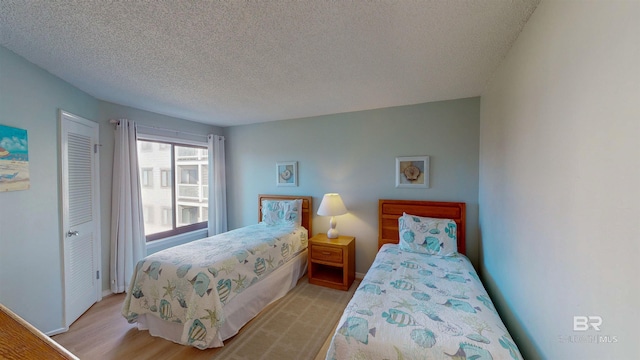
[0,45,221,334]
[225,98,480,274]
[0,45,100,332]
[479,1,639,359]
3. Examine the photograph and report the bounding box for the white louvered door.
[60,110,101,328]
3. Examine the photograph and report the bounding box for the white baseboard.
[46,326,69,336]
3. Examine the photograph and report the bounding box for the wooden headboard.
[378,199,466,254]
[258,194,313,235]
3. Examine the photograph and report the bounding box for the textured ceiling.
[0,1,539,127]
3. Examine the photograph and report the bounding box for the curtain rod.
[108,119,223,139]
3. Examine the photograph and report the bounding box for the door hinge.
[94,144,98,153]
[96,270,100,279]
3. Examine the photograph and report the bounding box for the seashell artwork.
[396,156,430,188]
[403,165,421,180]
[276,161,297,186]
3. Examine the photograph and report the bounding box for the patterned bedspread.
[122,223,308,349]
[327,244,522,360]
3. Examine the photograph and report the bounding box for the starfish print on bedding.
[163,280,176,299]
[265,255,275,269]
[232,273,247,289]
[202,308,220,328]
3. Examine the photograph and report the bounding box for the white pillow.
[398,213,457,256]
[261,199,302,226]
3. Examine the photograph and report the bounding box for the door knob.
[67,230,79,237]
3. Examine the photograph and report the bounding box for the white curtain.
[208,134,227,235]
[110,119,146,294]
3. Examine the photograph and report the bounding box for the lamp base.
[327,216,339,238]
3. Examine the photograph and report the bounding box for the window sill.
[146,228,209,255]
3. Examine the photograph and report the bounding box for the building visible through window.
[160,169,171,188]
[137,140,208,241]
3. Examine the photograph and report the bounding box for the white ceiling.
[0,0,539,127]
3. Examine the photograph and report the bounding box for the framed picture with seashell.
[276,161,297,187]
[395,156,429,188]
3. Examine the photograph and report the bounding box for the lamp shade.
[317,193,348,216]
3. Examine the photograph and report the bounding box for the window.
[161,207,171,225]
[143,206,154,223]
[160,169,171,188]
[179,165,198,185]
[137,139,208,241]
[140,141,152,151]
[179,205,199,225]
[141,168,153,187]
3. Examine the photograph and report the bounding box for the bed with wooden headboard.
[259,194,312,234]
[122,194,312,349]
[326,199,522,359]
[378,199,466,253]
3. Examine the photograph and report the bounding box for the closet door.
[59,110,101,327]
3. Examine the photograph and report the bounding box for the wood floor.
[51,294,332,360]
[51,294,221,359]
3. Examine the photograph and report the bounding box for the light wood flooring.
[51,293,331,360]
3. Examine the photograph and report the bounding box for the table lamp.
[317,193,348,239]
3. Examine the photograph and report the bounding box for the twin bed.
[122,196,521,359]
[122,194,312,349]
[326,199,522,359]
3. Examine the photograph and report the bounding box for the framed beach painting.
[396,156,429,188]
[276,161,297,187]
[0,124,30,192]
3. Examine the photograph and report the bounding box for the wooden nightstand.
[308,234,355,291]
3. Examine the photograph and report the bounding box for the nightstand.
[308,234,355,291]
